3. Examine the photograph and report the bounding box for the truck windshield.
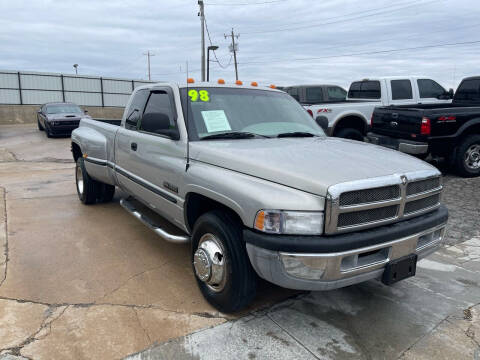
[181,87,325,140]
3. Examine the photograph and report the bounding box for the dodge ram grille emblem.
[401,176,407,185]
[390,121,398,127]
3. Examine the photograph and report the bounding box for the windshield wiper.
[276,131,317,138]
[200,132,269,140]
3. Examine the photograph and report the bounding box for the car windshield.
[46,104,82,114]
[181,87,325,140]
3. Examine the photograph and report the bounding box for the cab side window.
[305,87,324,103]
[139,91,177,136]
[125,89,149,130]
[417,79,446,99]
[391,80,413,100]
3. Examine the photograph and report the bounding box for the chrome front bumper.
[246,223,446,291]
[367,132,429,155]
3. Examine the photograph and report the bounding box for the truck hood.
[190,137,437,196]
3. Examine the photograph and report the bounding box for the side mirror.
[448,88,454,98]
[37,109,42,114]
[141,112,179,140]
[315,116,329,132]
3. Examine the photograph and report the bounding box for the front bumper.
[366,132,428,155]
[245,206,448,291]
[47,120,80,135]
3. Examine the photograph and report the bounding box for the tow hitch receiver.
[382,254,418,285]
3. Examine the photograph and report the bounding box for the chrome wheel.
[193,233,227,292]
[76,163,84,195]
[464,144,480,170]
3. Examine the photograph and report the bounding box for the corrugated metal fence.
[0,70,153,107]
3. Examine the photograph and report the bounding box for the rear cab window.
[348,81,381,99]
[124,89,149,130]
[391,79,413,100]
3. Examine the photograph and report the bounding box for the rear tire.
[191,210,257,313]
[454,134,480,177]
[335,128,364,141]
[76,158,100,204]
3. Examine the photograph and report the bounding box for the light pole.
[73,64,78,75]
[207,45,218,82]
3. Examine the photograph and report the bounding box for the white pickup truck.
[304,77,453,141]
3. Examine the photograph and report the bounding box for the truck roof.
[351,76,438,82]
[460,76,480,82]
[136,81,282,92]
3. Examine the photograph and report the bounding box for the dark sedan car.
[37,102,90,137]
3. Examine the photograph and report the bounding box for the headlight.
[254,210,324,235]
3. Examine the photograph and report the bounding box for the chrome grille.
[339,185,400,206]
[338,205,398,228]
[326,172,443,234]
[407,178,441,195]
[405,194,441,215]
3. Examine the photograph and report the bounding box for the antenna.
[185,61,190,172]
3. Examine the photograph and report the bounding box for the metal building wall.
[0,70,153,107]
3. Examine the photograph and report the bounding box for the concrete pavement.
[0,123,479,359]
[0,124,295,359]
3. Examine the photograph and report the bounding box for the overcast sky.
[0,0,478,89]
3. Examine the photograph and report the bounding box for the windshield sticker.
[188,89,210,102]
[201,110,231,133]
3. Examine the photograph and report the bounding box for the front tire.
[191,210,257,313]
[335,128,364,141]
[76,158,100,204]
[454,134,480,177]
[37,118,44,131]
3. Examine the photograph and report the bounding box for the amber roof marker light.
[251,82,258,87]
[218,79,225,84]
[236,80,243,85]
[187,78,195,84]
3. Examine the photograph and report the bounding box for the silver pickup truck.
[71,81,448,312]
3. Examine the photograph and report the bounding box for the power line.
[236,0,420,30]
[206,0,287,6]
[238,39,480,66]
[240,0,440,35]
[204,16,230,69]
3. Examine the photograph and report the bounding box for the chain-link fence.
[0,70,154,107]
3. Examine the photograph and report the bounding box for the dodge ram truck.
[367,76,480,177]
[303,77,452,141]
[71,80,449,312]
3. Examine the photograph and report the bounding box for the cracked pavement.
[0,124,294,359]
[0,123,479,359]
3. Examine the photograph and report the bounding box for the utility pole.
[144,50,155,81]
[198,1,206,81]
[225,29,239,81]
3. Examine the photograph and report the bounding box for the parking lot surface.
[0,124,479,360]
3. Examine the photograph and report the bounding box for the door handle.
[131,142,137,151]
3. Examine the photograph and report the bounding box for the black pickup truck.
[367,76,480,177]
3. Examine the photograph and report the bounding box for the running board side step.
[120,198,190,244]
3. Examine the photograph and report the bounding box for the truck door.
[388,79,415,106]
[115,87,185,226]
